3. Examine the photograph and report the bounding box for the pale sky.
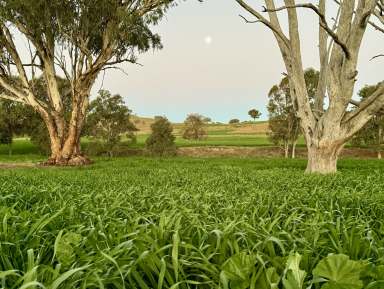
[92,0,384,123]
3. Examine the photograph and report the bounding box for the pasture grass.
[0,157,384,287]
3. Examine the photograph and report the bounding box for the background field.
[0,119,374,161]
[1,157,384,287]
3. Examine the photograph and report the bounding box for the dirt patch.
[0,162,37,169]
[178,146,380,159]
[231,123,269,134]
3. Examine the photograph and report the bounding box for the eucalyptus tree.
[182,114,207,140]
[235,0,384,173]
[0,0,175,165]
[268,68,319,159]
[248,109,261,121]
[352,84,384,159]
[85,90,138,157]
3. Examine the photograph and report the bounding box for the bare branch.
[349,99,361,107]
[343,82,384,126]
[262,2,351,59]
[370,54,384,61]
[239,14,261,24]
[235,0,290,49]
[0,92,26,103]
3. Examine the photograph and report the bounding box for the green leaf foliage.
[85,90,138,156]
[145,116,177,156]
[313,254,366,289]
[283,253,306,289]
[56,232,83,267]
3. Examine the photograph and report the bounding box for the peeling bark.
[236,0,384,173]
[306,145,341,174]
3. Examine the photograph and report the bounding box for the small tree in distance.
[146,116,177,156]
[85,90,137,157]
[229,119,240,124]
[352,84,384,159]
[182,114,207,140]
[268,68,319,159]
[248,109,262,121]
[0,100,25,155]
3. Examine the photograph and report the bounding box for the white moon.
[204,36,212,45]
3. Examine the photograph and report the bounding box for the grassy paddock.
[1,157,384,287]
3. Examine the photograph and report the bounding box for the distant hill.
[131,115,269,135]
[131,116,156,134]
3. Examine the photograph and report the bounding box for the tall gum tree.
[0,0,175,165]
[235,0,384,173]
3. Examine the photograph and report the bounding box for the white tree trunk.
[291,140,297,159]
[306,148,336,174]
[284,141,289,158]
[378,126,383,160]
[41,93,91,166]
[235,0,384,174]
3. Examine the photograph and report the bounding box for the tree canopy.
[85,90,137,156]
[235,0,384,173]
[0,0,176,165]
[248,109,261,121]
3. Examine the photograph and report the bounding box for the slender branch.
[0,92,26,103]
[349,99,361,107]
[370,54,384,61]
[235,0,290,49]
[262,3,351,59]
[239,14,261,24]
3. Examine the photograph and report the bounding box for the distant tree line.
[0,88,140,157]
[0,90,217,157]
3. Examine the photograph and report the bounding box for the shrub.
[182,114,207,140]
[145,116,177,156]
[85,90,138,157]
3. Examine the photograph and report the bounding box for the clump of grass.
[0,157,384,288]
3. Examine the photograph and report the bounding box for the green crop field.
[134,134,280,148]
[1,157,384,288]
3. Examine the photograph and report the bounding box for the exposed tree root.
[41,155,93,167]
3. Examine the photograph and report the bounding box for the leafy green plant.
[0,157,383,287]
[145,116,177,156]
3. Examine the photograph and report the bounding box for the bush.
[229,118,240,124]
[29,123,51,155]
[182,114,207,140]
[85,140,140,157]
[85,90,138,157]
[145,116,177,156]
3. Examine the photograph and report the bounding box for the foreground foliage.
[0,158,384,288]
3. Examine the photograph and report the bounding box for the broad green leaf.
[255,267,281,289]
[55,232,82,267]
[365,281,384,289]
[313,254,364,289]
[282,253,306,289]
[48,266,89,289]
[221,252,257,281]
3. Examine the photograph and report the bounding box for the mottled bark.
[291,140,297,159]
[236,0,384,173]
[306,145,342,174]
[284,141,289,158]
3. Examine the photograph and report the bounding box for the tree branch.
[262,2,351,59]
[0,92,26,104]
[235,0,290,49]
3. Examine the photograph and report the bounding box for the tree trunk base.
[41,155,92,167]
[305,146,340,174]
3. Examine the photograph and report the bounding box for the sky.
[92,0,384,123]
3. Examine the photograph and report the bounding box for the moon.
[204,36,213,45]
